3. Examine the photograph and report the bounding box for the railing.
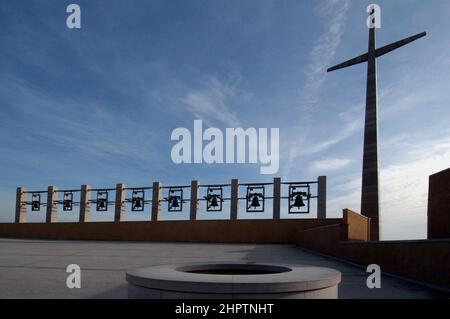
[14,176,327,223]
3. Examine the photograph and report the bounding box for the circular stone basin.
[126,263,341,299]
[178,263,292,275]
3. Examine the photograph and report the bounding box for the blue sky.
[1,0,449,239]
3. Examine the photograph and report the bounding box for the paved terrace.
[0,238,448,299]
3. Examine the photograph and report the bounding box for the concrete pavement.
[0,238,448,299]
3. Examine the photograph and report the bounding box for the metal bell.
[250,195,260,207]
[171,196,179,208]
[293,194,305,208]
[32,202,40,211]
[63,200,72,210]
[134,198,142,208]
[98,200,106,209]
[210,195,219,207]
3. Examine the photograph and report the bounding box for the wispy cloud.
[283,117,361,178]
[0,75,160,162]
[180,77,242,127]
[283,0,352,178]
[299,0,351,110]
[303,119,361,156]
[311,158,351,172]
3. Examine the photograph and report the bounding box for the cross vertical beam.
[362,26,381,240]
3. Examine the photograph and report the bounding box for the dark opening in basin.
[176,263,292,275]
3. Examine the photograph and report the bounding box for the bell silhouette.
[98,200,106,209]
[134,198,142,208]
[293,194,305,208]
[171,197,179,208]
[64,201,71,210]
[210,195,219,207]
[250,195,260,208]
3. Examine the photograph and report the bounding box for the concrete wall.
[0,218,342,244]
[428,168,450,239]
[296,214,450,289]
[297,223,346,251]
[343,209,370,241]
[338,240,450,289]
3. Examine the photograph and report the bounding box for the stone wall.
[343,209,371,241]
[0,218,342,244]
[296,211,450,290]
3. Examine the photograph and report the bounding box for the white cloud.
[327,134,450,240]
[303,119,361,155]
[0,75,159,162]
[283,0,352,178]
[333,176,361,192]
[311,158,351,172]
[328,190,360,217]
[282,117,361,178]
[180,77,242,127]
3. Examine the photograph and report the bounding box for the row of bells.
[134,195,303,209]
[208,194,305,208]
[31,195,306,211]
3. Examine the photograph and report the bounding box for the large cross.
[327,7,426,240]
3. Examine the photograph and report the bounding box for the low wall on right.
[337,239,450,289]
[297,209,450,290]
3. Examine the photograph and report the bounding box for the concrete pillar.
[189,180,199,220]
[114,183,126,222]
[151,182,162,221]
[272,177,281,220]
[317,176,327,219]
[230,179,239,220]
[46,186,58,223]
[15,187,27,223]
[79,185,90,223]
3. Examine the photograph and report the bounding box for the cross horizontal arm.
[375,32,426,58]
[327,31,426,73]
[327,53,368,72]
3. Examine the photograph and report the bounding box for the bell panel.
[246,185,265,213]
[288,184,310,214]
[205,186,223,212]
